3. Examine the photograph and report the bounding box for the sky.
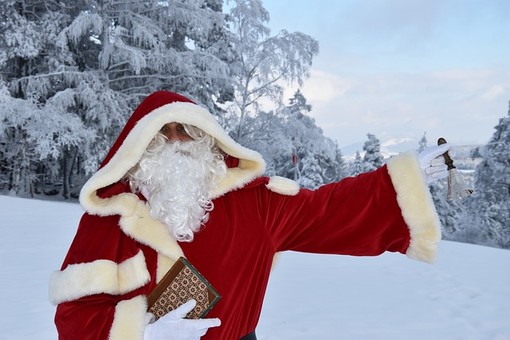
[1,194,509,339]
[263,0,510,151]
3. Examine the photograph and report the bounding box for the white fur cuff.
[386,152,442,263]
[109,295,148,340]
[49,251,150,305]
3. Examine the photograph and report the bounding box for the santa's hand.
[144,300,221,340]
[417,143,451,184]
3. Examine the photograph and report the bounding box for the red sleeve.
[263,166,411,256]
[56,295,116,340]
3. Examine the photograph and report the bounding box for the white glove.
[144,300,221,340]
[417,143,451,184]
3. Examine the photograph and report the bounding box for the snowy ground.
[1,195,509,339]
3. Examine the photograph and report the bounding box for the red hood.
[100,91,195,169]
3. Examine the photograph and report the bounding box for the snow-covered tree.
[460,102,510,248]
[0,0,128,198]
[348,151,364,177]
[362,133,384,172]
[321,140,347,184]
[94,0,232,111]
[225,0,319,143]
[0,82,40,195]
[418,132,428,152]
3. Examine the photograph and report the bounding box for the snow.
[1,195,509,339]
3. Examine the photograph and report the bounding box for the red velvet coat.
[49,91,441,340]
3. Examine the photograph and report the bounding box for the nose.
[160,123,192,142]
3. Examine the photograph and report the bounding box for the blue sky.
[263,0,510,150]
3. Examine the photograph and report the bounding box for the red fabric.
[54,167,411,340]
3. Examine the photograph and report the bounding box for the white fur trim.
[117,196,184,261]
[49,251,150,305]
[266,176,300,196]
[108,295,147,340]
[386,152,442,263]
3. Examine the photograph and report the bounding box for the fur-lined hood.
[80,91,277,217]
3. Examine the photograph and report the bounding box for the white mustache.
[170,142,196,158]
[176,150,191,157]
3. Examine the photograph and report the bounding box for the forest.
[0,0,508,249]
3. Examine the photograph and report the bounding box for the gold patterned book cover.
[147,257,221,320]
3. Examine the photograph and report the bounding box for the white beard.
[129,136,226,242]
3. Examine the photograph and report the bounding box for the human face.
[160,122,193,142]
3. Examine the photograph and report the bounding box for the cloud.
[480,85,508,101]
[295,67,510,147]
[287,70,352,103]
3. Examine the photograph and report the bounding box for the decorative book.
[147,257,221,320]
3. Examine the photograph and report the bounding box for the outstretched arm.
[263,151,445,263]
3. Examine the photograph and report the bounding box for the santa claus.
[49,90,450,340]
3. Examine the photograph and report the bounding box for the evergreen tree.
[81,0,232,110]
[321,140,347,184]
[348,151,364,177]
[0,0,110,198]
[362,133,384,172]
[461,101,510,248]
[298,155,324,189]
[418,132,428,152]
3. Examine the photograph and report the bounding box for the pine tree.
[321,141,347,184]
[298,155,324,189]
[349,151,364,177]
[418,132,428,152]
[462,101,510,248]
[0,0,128,198]
[362,133,384,172]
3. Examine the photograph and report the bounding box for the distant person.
[50,90,451,339]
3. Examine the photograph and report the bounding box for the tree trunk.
[62,146,78,200]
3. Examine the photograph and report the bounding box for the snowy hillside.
[1,195,509,339]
